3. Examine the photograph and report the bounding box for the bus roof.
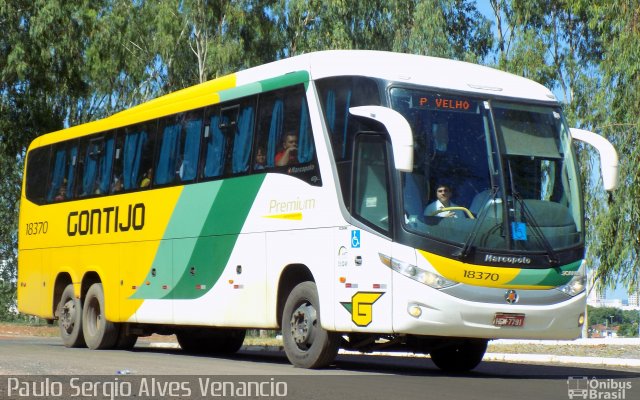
[29,50,557,149]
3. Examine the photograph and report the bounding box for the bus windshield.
[391,87,583,252]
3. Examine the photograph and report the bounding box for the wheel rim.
[60,298,77,334]
[289,301,317,350]
[85,296,102,338]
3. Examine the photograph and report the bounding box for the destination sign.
[412,94,478,113]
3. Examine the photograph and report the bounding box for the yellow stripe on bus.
[29,74,237,148]
[263,212,303,220]
[417,250,551,289]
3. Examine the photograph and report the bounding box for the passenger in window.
[275,133,298,166]
[424,184,465,218]
[254,146,266,170]
[54,184,67,201]
[140,168,153,188]
[112,177,123,193]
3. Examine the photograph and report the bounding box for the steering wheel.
[430,206,475,219]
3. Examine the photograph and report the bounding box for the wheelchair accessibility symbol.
[351,230,361,248]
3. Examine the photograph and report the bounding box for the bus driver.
[424,184,465,218]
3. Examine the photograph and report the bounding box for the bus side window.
[111,132,124,193]
[99,136,115,194]
[230,101,255,174]
[260,96,283,168]
[255,84,316,169]
[219,105,239,175]
[121,122,156,191]
[202,106,226,179]
[317,77,381,162]
[316,76,380,198]
[180,116,202,182]
[156,111,203,185]
[47,142,78,202]
[155,118,181,186]
[77,136,114,197]
[26,146,51,204]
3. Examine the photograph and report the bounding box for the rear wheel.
[57,284,86,348]
[177,328,246,354]
[281,281,339,369]
[429,339,488,372]
[82,283,119,349]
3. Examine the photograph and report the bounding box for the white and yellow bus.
[18,50,617,371]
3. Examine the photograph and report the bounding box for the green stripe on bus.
[505,260,582,287]
[259,71,309,92]
[217,71,310,103]
[130,182,222,300]
[171,175,265,299]
[217,82,263,103]
[131,175,265,300]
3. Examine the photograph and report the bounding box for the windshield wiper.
[454,186,501,260]
[511,192,559,265]
[506,160,559,266]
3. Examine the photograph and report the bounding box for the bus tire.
[114,326,138,350]
[177,328,246,354]
[281,281,339,369]
[82,283,119,350]
[429,339,488,372]
[57,284,86,348]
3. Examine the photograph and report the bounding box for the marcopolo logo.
[484,254,532,265]
[567,376,632,399]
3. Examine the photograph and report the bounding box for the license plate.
[493,313,525,327]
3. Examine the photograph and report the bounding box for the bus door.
[17,249,47,317]
[334,133,393,332]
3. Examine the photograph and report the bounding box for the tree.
[269,0,492,60]
[581,1,640,293]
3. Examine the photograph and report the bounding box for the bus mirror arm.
[570,128,618,192]
[349,106,414,172]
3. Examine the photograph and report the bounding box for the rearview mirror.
[570,128,618,191]
[349,106,414,172]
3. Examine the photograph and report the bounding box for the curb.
[146,343,640,368]
[483,353,640,368]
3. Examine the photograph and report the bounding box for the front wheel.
[281,281,340,369]
[429,339,488,372]
[57,284,86,348]
[82,283,119,350]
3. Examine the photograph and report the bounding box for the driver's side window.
[353,134,390,233]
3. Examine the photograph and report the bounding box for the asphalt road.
[0,336,638,400]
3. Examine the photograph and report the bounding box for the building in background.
[628,290,639,308]
[587,271,608,307]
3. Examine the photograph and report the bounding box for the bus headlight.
[379,253,457,289]
[557,273,586,297]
